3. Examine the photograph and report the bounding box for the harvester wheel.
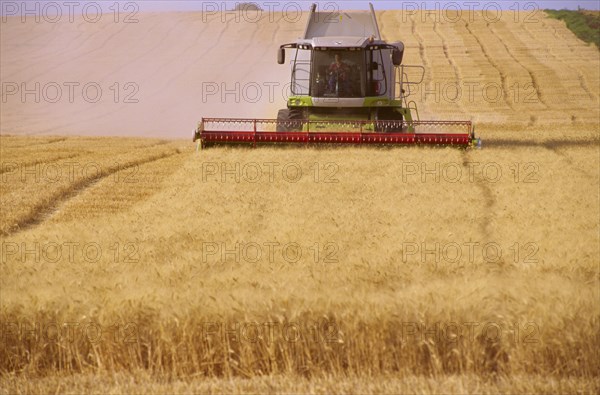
[276,108,304,132]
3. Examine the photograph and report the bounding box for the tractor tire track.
[2,23,64,76]
[26,22,131,82]
[151,14,212,75]
[132,140,170,150]
[379,10,386,39]
[239,13,281,81]
[160,13,233,91]
[486,23,549,109]
[237,16,264,81]
[6,25,86,71]
[24,92,167,135]
[462,21,513,110]
[544,145,595,179]
[542,19,571,42]
[5,24,56,48]
[407,13,433,112]
[484,136,597,180]
[408,14,428,70]
[5,20,117,81]
[536,18,599,107]
[433,21,466,115]
[2,150,180,237]
[100,14,185,82]
[521,21,597,102]
[485,137,598,149]
[461,150,495,241]
[2,140,165,166]
[271,19,281,42]
[0,153,82,175]
[1,137,69,149]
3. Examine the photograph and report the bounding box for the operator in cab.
[328,53,351,95]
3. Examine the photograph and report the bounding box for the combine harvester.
[194,3,478,148]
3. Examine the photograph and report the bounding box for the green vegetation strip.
[545,9,600,48]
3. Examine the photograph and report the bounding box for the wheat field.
[1,9,599,394]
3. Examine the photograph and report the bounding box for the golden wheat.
[1,126,598,391]
[1,9,599,394]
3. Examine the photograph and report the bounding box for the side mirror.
[371,61,378,71]
[277,48,285,64]
[392,42,404,66]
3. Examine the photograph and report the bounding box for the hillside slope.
[1,10,598,138]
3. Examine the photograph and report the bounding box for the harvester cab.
[276,3,410,131]
[194,3,478,148]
